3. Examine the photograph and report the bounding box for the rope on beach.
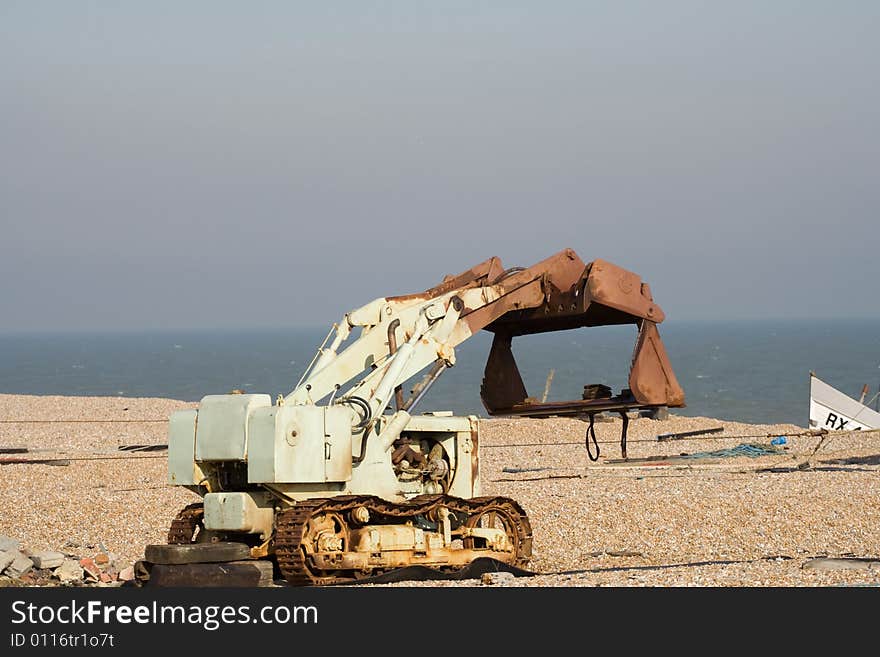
[4,420,878,442]
[481,427,880,449]
[0,419,168,423]
[741,427,879,471]
[58,454,168,462]
[0,453,168,466]
[792,431,835,470]
[682,443,782,459]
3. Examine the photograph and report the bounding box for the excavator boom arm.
[286,248,684,420]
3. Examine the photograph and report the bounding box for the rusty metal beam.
[348,247,686,417]
[387,256,506,303]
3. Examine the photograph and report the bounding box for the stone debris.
[0,551,16,573]
[53,560,85,583]
[0,536,20,553]
[0,533,124,586]
[6,554,34,579]
[31,551,65,569]
[480,571,517,586]
[79,557,102,582]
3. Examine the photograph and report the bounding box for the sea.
[1,318,878,427]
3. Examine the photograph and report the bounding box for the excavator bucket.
[478,254,685,418]
[410,248,686,419]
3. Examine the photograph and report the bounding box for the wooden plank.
[0,457,70,466]
[144,542,252,565]
[492,398,655,418]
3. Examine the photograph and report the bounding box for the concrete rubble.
[0,551,16,573]
[53,560,85,583]
[0,536,130,587]
[31,551,65,569]
[6,554,34,579]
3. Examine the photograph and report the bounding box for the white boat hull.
[809,373,880,431]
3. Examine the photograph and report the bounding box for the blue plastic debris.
[771,436,787,446]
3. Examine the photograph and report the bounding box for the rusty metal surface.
[324,557,535,586]
[386,256,506,303]
[491,397,663,418]
[164,493,531,588]
[389,248,686,414]
[629,320,686,407]
[469,425,480,494]
[272,494,532,586]
[167,502,205,544]
[478,333,528,414]
[468,248,663,334]
[289,246,684,417]
[403,248,690,415]
[584,259,664,323]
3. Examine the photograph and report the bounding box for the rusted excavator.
[163,248,685,585]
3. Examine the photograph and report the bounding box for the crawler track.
[166,495,532,586]
[167,503,205,544]
[274,494,532,586]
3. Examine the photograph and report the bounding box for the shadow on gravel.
[819,454,880,466]
[550,554,795,577]
[321,557,538,586]
[758,455,880,473]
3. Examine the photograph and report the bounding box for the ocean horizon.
[1,317,878,427]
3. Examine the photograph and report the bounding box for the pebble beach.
[1,393,879,587]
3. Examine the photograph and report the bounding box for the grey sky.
[2,2,878,332]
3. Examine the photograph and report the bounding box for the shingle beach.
[1,393,879,587]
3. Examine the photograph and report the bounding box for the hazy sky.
[2,2,878,332]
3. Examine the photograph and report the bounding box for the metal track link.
[167,503,205,544]
[273,494,532,587]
